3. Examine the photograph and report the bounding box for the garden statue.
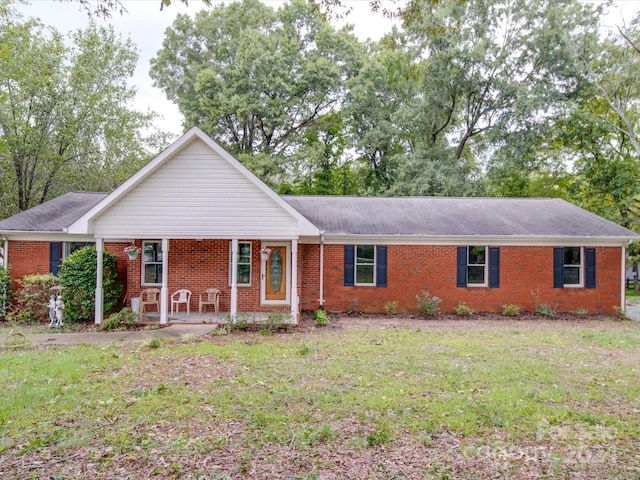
[55,295,64,327]
[48,294,57,327]
[49,294,64,327]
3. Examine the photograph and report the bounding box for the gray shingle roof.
[0,192,107,232]
[283,196,639,238]
[2,192,637,240]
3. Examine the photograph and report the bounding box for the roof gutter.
[320,234,638,247]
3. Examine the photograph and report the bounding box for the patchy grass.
[0,321,96,335]
[1,318,639,479]
[626,287,640,304]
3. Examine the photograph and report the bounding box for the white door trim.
[260,242,290,305]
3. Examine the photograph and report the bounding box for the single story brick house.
[1,127,638,324]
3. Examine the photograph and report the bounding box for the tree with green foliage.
[0,4,168,219]
[551,18,640,231]
[58,246,121,323]
[150,0,363,188]
[343,35,418,194]
[404,0,601,197]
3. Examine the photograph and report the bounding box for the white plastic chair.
[171,289,192,315]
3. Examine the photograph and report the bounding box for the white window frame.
[563,246,583,288]
[467,245,488,287]
[229,241,252,287]
[355,244,376,286]
[63,242,94,258]
[141,240,163,286]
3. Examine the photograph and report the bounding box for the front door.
[263,245,287,302]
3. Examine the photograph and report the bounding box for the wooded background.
[1,0,639,236]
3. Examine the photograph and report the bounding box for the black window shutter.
[457,246,467,288]
[553,247,564,288]
[376,245,387,287]
[50,242,62,276]
[344,245,355,286]
[585,248,596,289]
[489,247,500,288]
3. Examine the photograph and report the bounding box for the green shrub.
[0,265,11,321]
[572,307,588,317]
[536,302,556,317]
[531,290,555,318]
[226,313,249,332]
[501,304,520,316]
[58,246,122,323]
[101,308,137,331]
[261,311,292,335]
[416,291,441,316]
[8,273,58,323]
[455,302,474,316]
[314,309,329,326]
[383,300,399,315]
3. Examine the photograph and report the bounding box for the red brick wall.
[7,240,129,297]
[299,243,320,311]
[306,244,624,314]
[6,241,50,292]
[9,240,624,315]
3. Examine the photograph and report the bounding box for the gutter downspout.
[319,232,325,310]
[622,242,628,314]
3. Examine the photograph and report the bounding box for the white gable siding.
[92,138,299,238]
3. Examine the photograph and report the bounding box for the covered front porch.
[95,237,300,326]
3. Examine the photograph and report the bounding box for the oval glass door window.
[270,249,282,292]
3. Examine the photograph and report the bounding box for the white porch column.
[230,238,238,321]
[1,237,8,267]
[94,238,104,325]
[160,238,169,324]
[290,238,298,323]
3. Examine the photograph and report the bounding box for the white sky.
[14,0,640,137]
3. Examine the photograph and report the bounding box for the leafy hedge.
[58,246,122,322]
[9,273,58,323]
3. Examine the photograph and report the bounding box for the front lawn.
[1,317,639,479]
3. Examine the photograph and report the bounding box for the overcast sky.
[15,0,639,138]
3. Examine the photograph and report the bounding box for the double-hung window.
[554,247,595,288]
[142,241,162,285]
[344,245,387,287]
[563,247,582,286]
[457,246,500,288]
[229,242,251,286]
[356,245,375,285]
[467,246,487,285]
